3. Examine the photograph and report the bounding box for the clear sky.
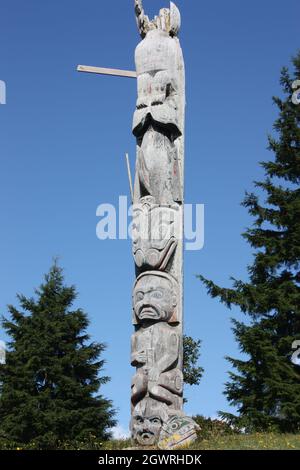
[0,0,299,436]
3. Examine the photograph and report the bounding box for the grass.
[1,434,300,450]
[104,433,300,450]
[54,434,300,450]
[187,433,300,450]
[99,434,300,450]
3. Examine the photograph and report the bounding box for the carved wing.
[134,1,181,37]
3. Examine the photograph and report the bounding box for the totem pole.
[130,1,199,449]
[76,0,199,449]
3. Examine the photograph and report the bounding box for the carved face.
[136,70,177,110]
[131,398,168,446]
[131,413,163,446]
[133,273,177,322]
[132,202,180,270]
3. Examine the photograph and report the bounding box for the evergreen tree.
[0,263,116,446]
[198,52,300,432]
[183,335,204,387]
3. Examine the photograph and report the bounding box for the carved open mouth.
[140,432,155,444]
[139,306,159,319]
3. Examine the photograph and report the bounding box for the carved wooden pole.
[130,1,198,449]
[76,0,199,448]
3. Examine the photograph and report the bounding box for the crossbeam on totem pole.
[77,65,137,79]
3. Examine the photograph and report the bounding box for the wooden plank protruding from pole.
[77,65,137,79]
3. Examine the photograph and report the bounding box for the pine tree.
[0,262,116,446]
[198,52,300,432]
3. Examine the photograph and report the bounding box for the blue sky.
[0,0,299,436]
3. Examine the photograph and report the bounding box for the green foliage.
[193,415,239,440]
[3,431,299,451]
[0,262,116,447]
[188,432,300,450]
[183,335,204,386]
[0,436,131,450]
[198,52,300,432]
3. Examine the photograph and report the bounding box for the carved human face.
[131,413,163,446]
[134,274,177,322]
[131,398,169,446]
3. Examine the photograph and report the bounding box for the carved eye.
[171,422,179,430]
[135,416,143,424]
[151,417,161,425]
[136,292,144,302]
[151,290,163,300]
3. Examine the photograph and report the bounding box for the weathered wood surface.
[77,65,137,78]
[130,1,198,449]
